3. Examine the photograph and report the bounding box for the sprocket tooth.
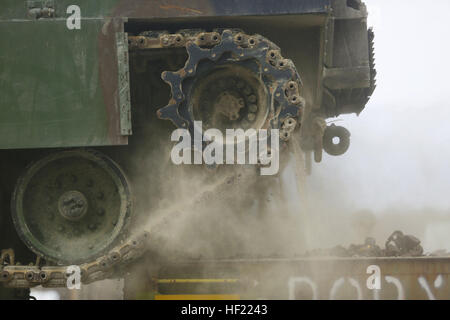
[162,71,185,102]
[157,103,177,119]
[185,41,203,56]
[182,43,214,78]
[161,70,181,84]
[157,104,187,128]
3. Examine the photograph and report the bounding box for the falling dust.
[129,136,310,260]
[127,124,448,260]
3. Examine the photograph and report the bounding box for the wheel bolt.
[288,81,296,90]
[248,95,257,103]
[249,104,258,112]
[247,113,256,121]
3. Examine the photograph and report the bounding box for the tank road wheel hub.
[157,29,305,142]
[58,190,89,221]
[11,150,132,264]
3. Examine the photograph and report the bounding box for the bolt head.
[249,104,258,112]
[248,95,257,103]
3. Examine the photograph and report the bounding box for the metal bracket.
[323,66,371,90]
[116,32,132,136]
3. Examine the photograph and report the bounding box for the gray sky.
[309,0,450,212]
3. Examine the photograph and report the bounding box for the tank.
[0,0,375,297]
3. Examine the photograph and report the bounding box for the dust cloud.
[130,137,310,260]
[129,132,449,264]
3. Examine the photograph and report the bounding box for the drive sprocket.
[156,29,305,142]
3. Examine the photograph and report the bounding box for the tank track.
[0,231,149,289]
[129,28,305,142]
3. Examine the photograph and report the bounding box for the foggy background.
[301,0,450,251]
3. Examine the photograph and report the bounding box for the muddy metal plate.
[153,257,450,300]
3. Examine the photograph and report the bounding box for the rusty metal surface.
[98,17,129,146]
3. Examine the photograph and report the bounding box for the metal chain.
[0,231,149,289]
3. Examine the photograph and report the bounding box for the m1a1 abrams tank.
[0,0,375,297]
